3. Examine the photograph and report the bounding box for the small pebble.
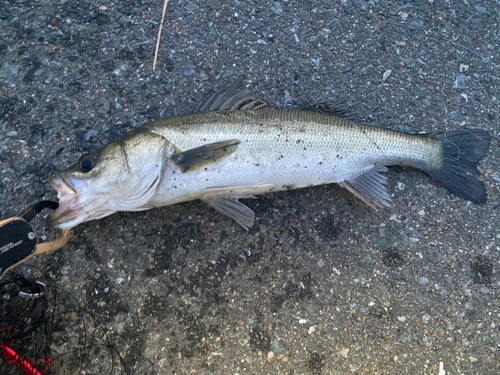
[480,287,492,294]
[422,314,431,324]
[439,362,445,375]
[407,21,424,30]
[418,277,429,285]
[474,5,487,14]
[183,67,196,76]
[271,340,284,353]
[319,29,331,37]
[421,336,432,347]
[184,2,199,12]
[381,69,392,83]
[83,129,98,141]
[270,2,283,15]
[374,282,391,306]
[454,74,468,89]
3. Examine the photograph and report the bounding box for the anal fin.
[202,197,255,231]
[339,166,392,209]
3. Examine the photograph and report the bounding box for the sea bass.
[47,86,490,230]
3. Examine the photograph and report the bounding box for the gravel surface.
[1,0,499,374]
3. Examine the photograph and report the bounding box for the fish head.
[47,130,172,229]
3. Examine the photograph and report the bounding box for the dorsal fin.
[194,84,269,112]
[299,102,357,120]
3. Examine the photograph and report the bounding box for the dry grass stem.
[153,0,170,71]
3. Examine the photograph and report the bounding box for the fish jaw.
[47,174,111,229]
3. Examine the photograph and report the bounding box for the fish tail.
[424,129,490,203]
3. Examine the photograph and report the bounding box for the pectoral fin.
[171,140,240,173]
[340,166,392,209]
[202,197,255,231]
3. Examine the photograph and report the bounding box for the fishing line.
[440,128,491,163]
[1,268,132,375]
[1,201,132,374]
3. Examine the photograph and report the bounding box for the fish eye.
[79,154,97,173]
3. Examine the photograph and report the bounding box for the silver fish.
[47,86,490,230]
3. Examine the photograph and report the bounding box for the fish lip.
[47,173,113,229]
[49,174,76,195]
[47,174,86,229]
[46,210,80,229]
[46,195,80,229]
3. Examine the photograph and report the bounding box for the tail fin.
[425,129,490,203]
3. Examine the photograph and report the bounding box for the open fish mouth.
[46,174,89,229]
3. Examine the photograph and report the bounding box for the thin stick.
[153,0,170,71]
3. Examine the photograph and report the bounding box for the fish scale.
[144,109,438,207]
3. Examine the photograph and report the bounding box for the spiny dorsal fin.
[339,166,392,209]
[171,139,240,173]
[194,84,269,112]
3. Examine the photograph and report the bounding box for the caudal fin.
[425,129,490,203]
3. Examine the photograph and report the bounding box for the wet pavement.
[1,0,499,374]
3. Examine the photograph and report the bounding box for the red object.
[1,343,52,375]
